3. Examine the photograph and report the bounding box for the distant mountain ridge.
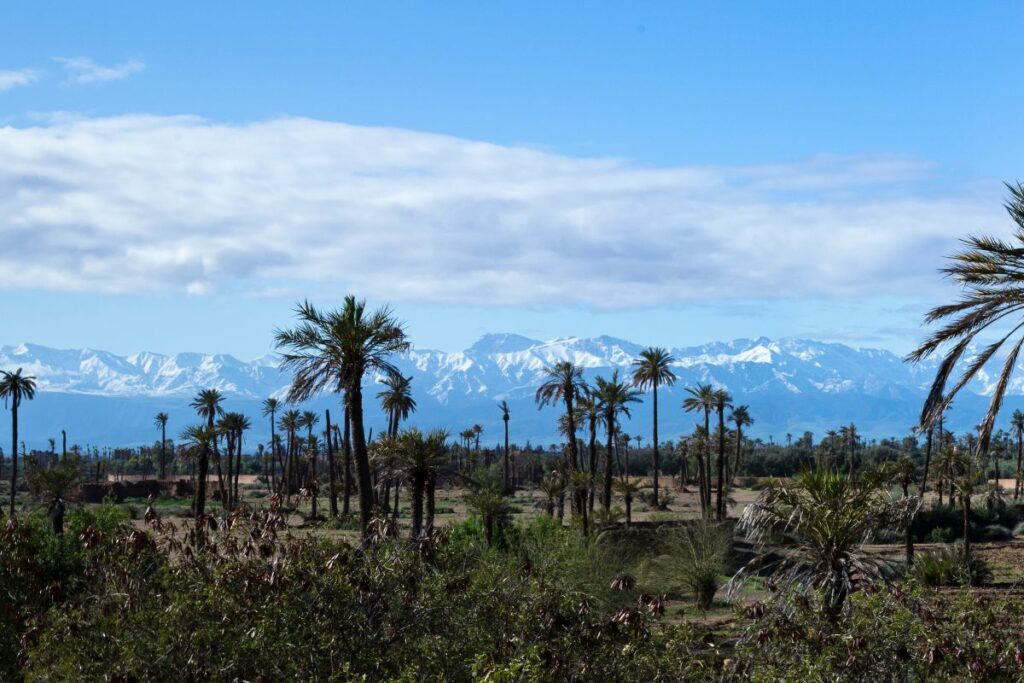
[0,336,1018,448]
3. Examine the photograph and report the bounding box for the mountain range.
[0,335,1019,450]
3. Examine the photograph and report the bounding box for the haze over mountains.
[1,335,1019,450]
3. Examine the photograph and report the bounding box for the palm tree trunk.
[731,427,744,486]
[652,381,660,508]
[1011,432,1019,501]
[588,416,597,513]
[920,428,933,499]
[716,406,726,521]
[603,414,614,512]
[904,482,914,566]
[962,492,972,566]
[425,470,436,534]
[160,423,167,480]
[269,415,277,494]
[411,469,425,539]
[326,409,338,517]
[348,383,375,535]
[503,417,510,494]
[343,402,352,515]
[9,402,17,518]
[703,409,712,517]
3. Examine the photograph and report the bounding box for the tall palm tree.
[840,423,860,470]
[377,374,416,437]
[0,368,36,517]
[499,400,511,492]
[191,389,225,514]
[592,370,641,512]
[632,346,677,508]
[712,388,733,520]
[908,184,1024,457]
[535,361,589,517]
[300,410,320,513]
[395,427,448,539]
[279,409,301,498]
[180,423,217,519]
[728,405,753,485]
[275,297,410,536]
[262,398,281,492]
[1012,409,1024,500]
[574,394,601,512]
[683,384,717,518]
[154,412,169,480]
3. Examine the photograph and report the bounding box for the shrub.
[911,545,991,587]
[639,520,730,610]
[928,527,955,543]
[1014,521,1024,537]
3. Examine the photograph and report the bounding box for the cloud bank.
[0,114,1003,307]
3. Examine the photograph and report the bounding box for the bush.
[1014,521,1024,537]
[638,520,730,610]
[928,527,955,543]
[911,545,991,587]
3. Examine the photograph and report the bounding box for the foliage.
[639,519,730,609]
[910,545,991,587]
[734,585,1024,681]
[730,467,917,617]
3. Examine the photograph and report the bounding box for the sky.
[2,2,1024,359]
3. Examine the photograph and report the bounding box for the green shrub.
[928,526,955,543]
[911,545,991,587]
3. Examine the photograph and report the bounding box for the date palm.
[275,296,410,536]
[632,346,677,508]
[593,370,641,512]
[1012,409,1024,499]
[279,409,301,498]
[395,427,448,539]
[712,388,733,520]
[730,466,918,619]
[262,398,281,492]
[728,405,753,485]
[191,389,226,513]
[499,400,511,492]
[180,423,216,520]
[1,368,36,517]
[154,412,169,480]
[535,361,589,517]
[908,184,1024,457]
[683,384,716,518]
[377,374,416,437]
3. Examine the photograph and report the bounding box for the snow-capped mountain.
[0,336,1015,448]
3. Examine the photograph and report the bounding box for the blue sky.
[2,2,1023,358]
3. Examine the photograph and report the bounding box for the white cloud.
[0,68,40,92]
[0,114,1006,307]
[54,57,144,84]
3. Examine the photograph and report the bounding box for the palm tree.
[592,370,641,512]
[840,423,860,470]
[908,184,1024,458]
[0,368,36,517]
[683,384,716,518]
[535,361,589,517]
[190,388,225,516]
[153,413,169,479]
[881,457,918,565]
[499,400,511,492]
[632,347,677,509]
[395,427,448,539]
[279,409,301,498]
[262,398,281,492]
[613,478,641,527]
[712,388,733,520]
[377,374,416,437]
[575,394,601,512]
[1012,409,1024,500]
[728,405,753,485]
[180,423,216,520]
[300,410,320,514]
[730,467,918,619]
[275,297,410,536]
